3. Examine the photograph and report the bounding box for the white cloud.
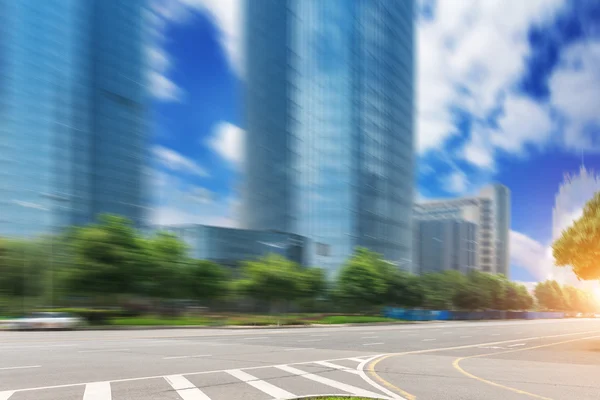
[462,127,495,169]
[150,171,239,227]
[153,145,208,177]
[419,0,564,160]
[149,70,184,102]
[206,121,245,166]
[492,95,554,153]
[549,40,600,152]
[176,0,243,76]
[147,46,170,72]
[510,230,555,282]
[444,171,468,193]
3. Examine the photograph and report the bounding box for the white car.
[10,312,83,331]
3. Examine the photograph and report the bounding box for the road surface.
[1,319,599,400]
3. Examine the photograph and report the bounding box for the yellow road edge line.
[452,334,600,400]
[367,354,416,400]
[364,329,600,400]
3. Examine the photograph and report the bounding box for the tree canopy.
[552,191,600,280]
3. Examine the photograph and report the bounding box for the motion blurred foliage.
[0,215,595,318]
[553,191,600,280]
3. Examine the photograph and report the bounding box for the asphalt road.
[1,319,599,400]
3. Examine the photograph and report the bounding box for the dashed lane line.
[0,365,40,371]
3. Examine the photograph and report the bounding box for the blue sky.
[147,0,600,284]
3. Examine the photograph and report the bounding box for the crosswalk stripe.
[314,361,359,374]
[226,369,295,399]
[276,364,383,398]
[83,382,111,400]
[164,375,211,400]
[0,391,14,400]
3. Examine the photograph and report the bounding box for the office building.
[0,0,149,237]
[243,0,416,273]
[414,184,510,276]
[413,219,478,274]
[157,225,308,268]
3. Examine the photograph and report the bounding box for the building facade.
[0,0,149,237]
[414,184,510,276]
[243,0,416,273]
[413,219,478,274]
[158,225,307,268]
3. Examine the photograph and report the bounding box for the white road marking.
[78,349,130,353]
[0,391,14,400]
[227,369,295,399]
[491,333,500,336]
[443,332,452,334]
[507,343,526,348]
[362,336,379,339]
[243,337,267,340]
[362,342,384,346]
[348,357,368,362]
[83,382,111,400]
[422,339,436,342]
[283,347,313,351]
[164,375,211,400]
[460,336,472,338]
[314,361,359,374]
[6,329,594,395]
[310,334,329,337]
[276,364,383,398]
[163,355,212,360]
[357,357,405,400]
[0,365,40,371]
[298,339,321,342]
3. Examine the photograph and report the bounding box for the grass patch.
[103,313,401,327]
[313,315,399,324]
[109,316,212,326]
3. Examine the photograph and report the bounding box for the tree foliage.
[552,191,600,280]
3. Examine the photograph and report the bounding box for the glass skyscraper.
[0,0,149,237]
[244,0,416,272]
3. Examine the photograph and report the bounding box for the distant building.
[414,184,511,276]
[413,219,478,274]
[156,225,308,268]
[243,0,416,274]
[0,0,150,237]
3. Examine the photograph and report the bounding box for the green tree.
[553,192,600,280]
[534,280,565,311]
[466,271,507,309]
[452,283,490,311]
[385,269,424,308]
[420,271,467,309]
[67,215,149,301]
[144,231,190,299]
[335,248,387,311]
[237,254,303,312]
[187,260,230,303]
[515,284,534,310]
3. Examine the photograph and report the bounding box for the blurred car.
[9,312,83,331]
